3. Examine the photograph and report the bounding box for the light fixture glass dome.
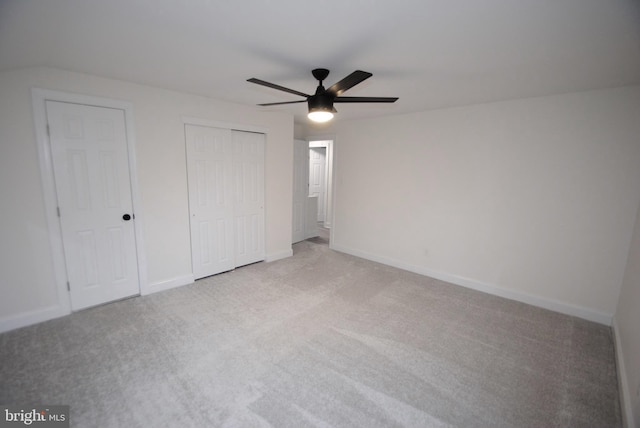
[308,110,334,123]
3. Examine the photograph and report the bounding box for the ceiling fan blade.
[334,96,399,103]
[327,70,373,96]
[247,78,310,98]
[258,100,307,106]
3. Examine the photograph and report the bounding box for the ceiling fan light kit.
[248,68,398,122]
[307,110,334,123]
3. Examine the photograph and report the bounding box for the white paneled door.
[185,125,235,279]
[46,101,140,310]
[186,125,265,279]
[309,147,326,222]
[232,130,265,268]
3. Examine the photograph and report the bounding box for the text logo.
[1,406,69,428]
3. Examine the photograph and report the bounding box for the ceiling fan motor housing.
[308,92,337,113]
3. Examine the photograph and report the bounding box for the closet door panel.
[232,130,265,267]
[186,125,234,279]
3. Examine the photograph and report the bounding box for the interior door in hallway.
[309,147,326,222]
[46,100,140,310]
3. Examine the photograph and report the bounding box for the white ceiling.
[1,0,639,123]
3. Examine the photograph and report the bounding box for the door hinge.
[56,207,61,217]
[66,281,70,291]
[46,124,50,137]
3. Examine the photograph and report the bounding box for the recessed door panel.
[100,152,120,208]
[107,226,127,282]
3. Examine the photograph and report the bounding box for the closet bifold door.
[231,130,265,268]
[186,125,235,279]
[185,124,265,280]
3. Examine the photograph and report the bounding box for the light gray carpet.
[0,238,621,427]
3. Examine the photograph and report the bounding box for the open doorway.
[309,140,333,229]
[308,139,333,246]
[309,145,327,223]
[292,138,334,246]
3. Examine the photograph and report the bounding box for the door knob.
[122,214,132,221]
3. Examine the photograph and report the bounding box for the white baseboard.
[143,274,194,295]
[331,244,613,325]
[265,249,293,262]
[1,274,195,333]
[612,317,636,428]
[0,304,70,334]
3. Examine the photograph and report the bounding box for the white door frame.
[31,88,148,316]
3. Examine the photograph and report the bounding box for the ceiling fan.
[247,68,398,123]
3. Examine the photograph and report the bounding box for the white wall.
[331,86,640,323]
[614,199,640,428]
[0,67,293,330]
[294,122,307,140]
